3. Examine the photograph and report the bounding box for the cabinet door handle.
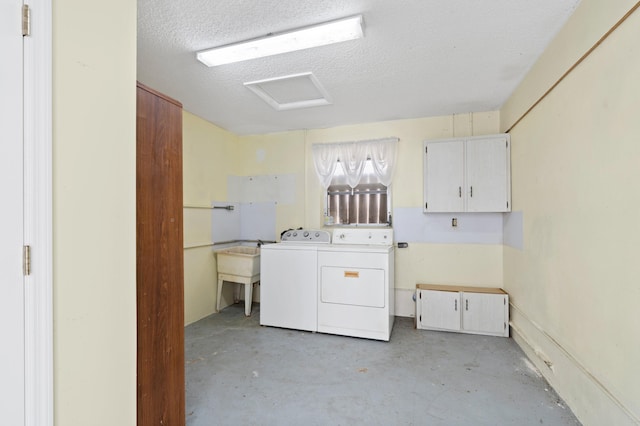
[458,186,462,197]
[454,299,458,311]
[470,186,473,197]
[465,299,468,311]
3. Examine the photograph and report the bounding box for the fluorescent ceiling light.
[196,15,364,67]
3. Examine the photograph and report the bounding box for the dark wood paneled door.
[136,82,185,426]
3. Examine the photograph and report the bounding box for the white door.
[465,136,510,212]
[462,292,507,336]
[0,0,26,423]
[418,290,461,331]
[424,140,465,212]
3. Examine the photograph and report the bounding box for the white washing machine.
[259,229,330,332]
[317,228,395,341]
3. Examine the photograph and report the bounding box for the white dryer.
[317,228,395,341]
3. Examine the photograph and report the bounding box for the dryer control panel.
[331,228,393,245]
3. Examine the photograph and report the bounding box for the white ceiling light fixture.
[196,15,364,67]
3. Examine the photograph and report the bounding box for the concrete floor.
[185,303,580,425]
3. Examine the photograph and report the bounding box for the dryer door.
[320,265,385,308]
[317,249,392,341]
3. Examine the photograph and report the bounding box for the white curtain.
[338,142,368,188]
[311,137,399,188]
[368,138,398,187]
[311,143,340,189]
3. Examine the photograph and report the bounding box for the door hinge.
[425,202,428,210]
[23,245,31,276]
[507,201,509,209]
[419,315,422,322]
[22,4,31,37]
[425,146,428,154]
[504,322,507,330]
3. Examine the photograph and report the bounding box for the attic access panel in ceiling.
[244,72,333,111]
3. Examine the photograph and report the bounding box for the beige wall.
[183,112,239,324]
[183,111,240,204]
[236,131,308,234]
[501,1,640,424]
[53,0,136,425]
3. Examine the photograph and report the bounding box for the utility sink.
[216,246,261,316]
[216,246,260,278]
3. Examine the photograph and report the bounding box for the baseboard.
[394,288,415,318]
[510,304,638,425]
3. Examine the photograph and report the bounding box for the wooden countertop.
[417,283,507,295]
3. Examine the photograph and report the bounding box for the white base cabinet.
[416,284,509,337]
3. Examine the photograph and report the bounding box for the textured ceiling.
[137,0,581,135]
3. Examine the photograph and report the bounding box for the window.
[311,137,398,226]
[326,159,390,225]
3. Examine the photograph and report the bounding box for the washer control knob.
[315,232,320,237]
[339,233,346,240]
[303,231,309,238]
[285,232,291,237]
[292,232,298,237]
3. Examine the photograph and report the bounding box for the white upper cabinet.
[423,134,511,213]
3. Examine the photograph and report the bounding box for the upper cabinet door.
[466,135,510,212]
[423,134,511,213]
[424,140,465,212]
